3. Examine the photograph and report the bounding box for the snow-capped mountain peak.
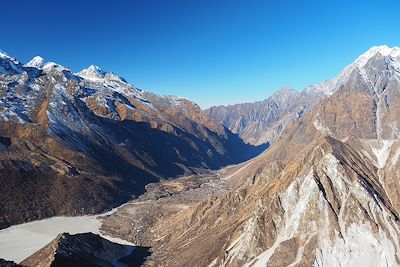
[0,49,23,74]
[0,50,9,59]
[25,56,47,68]
[304,45,400,96]
[24,56,69,72]
[352,45,400,70]
[366,45,400,58]
[78,65,106,80]
[77,65,128,84]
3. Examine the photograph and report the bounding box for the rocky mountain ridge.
[2,45,400,267]
[0,51,265,228]
[100,45,400,266]
[206,45,400,145]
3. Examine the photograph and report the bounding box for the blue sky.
[2,0,400,108]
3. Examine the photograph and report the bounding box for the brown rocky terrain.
[0,54,265,228]
[2,46,400,266]
[206,45,400,146]
[206,87,315,146]
[99,45,400,266]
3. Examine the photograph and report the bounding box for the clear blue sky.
[2,0,399,108]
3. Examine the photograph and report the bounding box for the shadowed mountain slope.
[0,51,266,228]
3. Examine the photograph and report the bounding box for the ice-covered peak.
[352,45,400,70]
[78,65,106,80]
[24,55,69,72]
[0,50,9,59]
[304,45,400,96]
[25,56,47,68]
[78,65,128,84]
[364,45,400,58]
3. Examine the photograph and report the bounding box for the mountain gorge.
[99,46,400,266]
[1,45,400,267]
[0,51,265,228]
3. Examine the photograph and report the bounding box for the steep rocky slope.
[101,45,400,266]
[0,51,265,228]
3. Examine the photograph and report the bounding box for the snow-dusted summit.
[78,64,106,80]
[25,56,47,69]
[0,49,261,232]
[24,56,69,72]
[0,51,23,74]
[306,45,400,95]
[77,64,128,83]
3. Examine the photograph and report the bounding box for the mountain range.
[101,45,400,266]
[206,45,400,145]
[0,51,265,228]
[1,45,400,267]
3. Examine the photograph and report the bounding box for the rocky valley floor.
[0,163,247,265]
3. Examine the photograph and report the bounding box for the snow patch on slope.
[315,153,400,267]
[364,140,394,168]
[247,171,319,267]
[313,118,332,135]
[391,145,400,169]
[315,223,397,267]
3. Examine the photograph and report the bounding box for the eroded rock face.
[101,46,400,266]
[0,53,265,228]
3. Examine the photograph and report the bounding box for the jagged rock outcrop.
[0,51,265,228]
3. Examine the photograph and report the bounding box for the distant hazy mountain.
[0,51,264,228]
[206,87,310,145]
